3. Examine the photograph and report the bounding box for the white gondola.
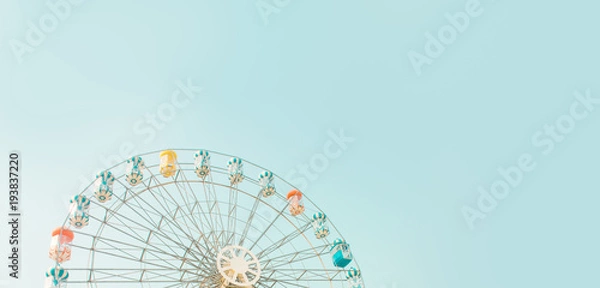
[69,209,89,228]
[346,267,363,288]
[259,170,276,197]
[125,156,145,186]
[94,170,114,203]
[69,195,90,228]
[194,150,211,179]
[312,212,330,239]
[227,157,244,185]
[45,266,69,288]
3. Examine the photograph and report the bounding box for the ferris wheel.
[45,149,364,288]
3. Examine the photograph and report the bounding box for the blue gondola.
[331,238,353,268]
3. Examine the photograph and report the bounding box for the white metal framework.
[50,149,363,287]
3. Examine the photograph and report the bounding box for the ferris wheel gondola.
[45,148,364,288]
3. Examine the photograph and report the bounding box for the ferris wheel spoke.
[143,268,198,283]
[90,269,144,282]
[171,169,214,237]
[88,235,180,265]
[147,168,221,255]
[139,181,191,238]
[151,175,203,244]
[260,244,329,270]
[153,214,214,264]
[247,259,259,266]
[92,195,199,257]
[273,269,345,281]
[72,243,182,271]
[255,222,312,259]
[248,204,289,251]
[148,210,211,263]
[181,193,226,256]
[162,282,185,288]
[255,282,277,288]
[113,179,163,227]
[87,204,209,269]
[165,280,195,287]
[78,228,190,271]
[178,168,223,250]
[67,280,202,284]
[88,208,150,247]
[88,232,187,275]
[172,180,207,235]
[258,277,311,288]
[167,182,220,255]
[228,185,238,244]
[206,172,228,246]
[199,178,226,247]
[126,183,195,244]
[238,190,264,247]
[141,180,218,257]
[102,205,148,242]
[240,272,250,283]
[155,214,205,253]
[68,277,206,285]
[89,267,198,283]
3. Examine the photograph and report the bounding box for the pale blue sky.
[1,0,600,287]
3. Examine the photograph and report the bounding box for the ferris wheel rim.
[51,148,362,288]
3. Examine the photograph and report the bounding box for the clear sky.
[1,0,600,287]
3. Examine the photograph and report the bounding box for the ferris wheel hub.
[216,245,261,287]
